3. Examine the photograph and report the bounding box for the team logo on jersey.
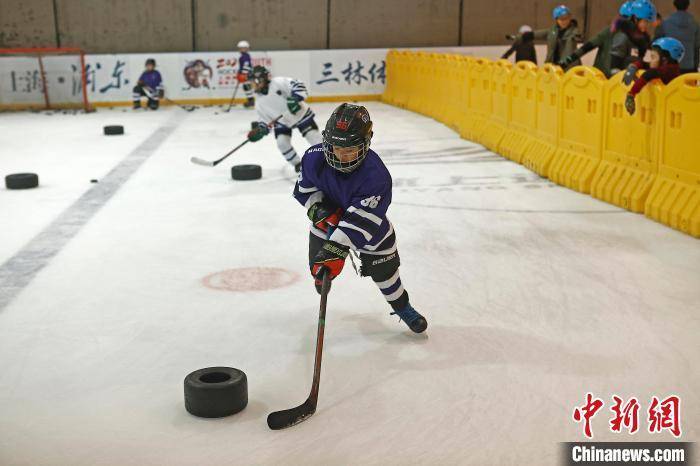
[360,196,381,209]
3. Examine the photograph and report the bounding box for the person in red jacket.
[623,37,684,115]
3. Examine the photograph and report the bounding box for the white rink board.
[0,45,587,105]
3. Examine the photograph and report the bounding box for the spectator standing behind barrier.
[654,0,700,73]
[502,25,538,63]
[506,5,581,69]
[559,1,656,77]
[622,37,684,114]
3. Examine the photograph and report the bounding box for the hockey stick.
[141,86,195,112]
[225,82,241,113]
[268,269,331,430]
[190,115,283,167]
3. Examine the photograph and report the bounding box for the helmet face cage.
[251,68,270,94]
[322,134,371,173]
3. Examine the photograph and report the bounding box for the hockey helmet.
[145,58,156,67]
[619,1,634,17]
[652,37,685,62]
[631,0,656,21]
[237,40,250,49]
[250,65,271,95]
[552,5,571,20]
[322,103,373,173]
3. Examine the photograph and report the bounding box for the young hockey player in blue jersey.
[293,103,427,333]
[133,58,163,110]
[236,40,255,108]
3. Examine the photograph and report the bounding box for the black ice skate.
[244,97,255,108]
[133,101,141,110]
[391,303,427,333]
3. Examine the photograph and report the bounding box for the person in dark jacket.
[655,0,700,73]
[623,37,684,114]
[133,58,164,110]
[508,5,581,69]
[502,25,538,63]
[560,1,656,77]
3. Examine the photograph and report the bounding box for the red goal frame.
[0,47,91,111]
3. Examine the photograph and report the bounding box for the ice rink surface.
[0,102,698,465]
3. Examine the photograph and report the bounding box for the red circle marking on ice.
[202,267,301,292]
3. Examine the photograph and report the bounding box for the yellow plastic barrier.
[461,57,493,142]
[590,72,662,212]
[429,53,448,120]
[499,61,538,163]
[481,59,513,152]
[456,56,473,139]
[521,64,563,176]
[549,66,607,193]
[405,52,427,112]
[440,54,463,129]
[645,73,700,237]
[381,50,401,106]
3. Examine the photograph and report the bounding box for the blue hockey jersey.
[138,70,163,92]
[239,52,252,74]
[293,144,395,254]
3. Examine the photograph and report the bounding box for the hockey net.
[0,47,91,111]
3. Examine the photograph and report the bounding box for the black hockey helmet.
[250,65,271,95]
[146,58,156,67]
[322,103,373,173]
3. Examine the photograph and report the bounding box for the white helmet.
[237,40,250,49]
[519,25,533,34]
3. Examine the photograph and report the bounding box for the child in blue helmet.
[560,0,656,77]
[508,5,581,68]
[623,37,684,114]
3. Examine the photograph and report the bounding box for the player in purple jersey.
[236,40,255,108]
[293,104,427,333]
[133,58,164,110]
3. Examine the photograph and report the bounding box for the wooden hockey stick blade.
[267,398,317,430]
[190,156,215,166]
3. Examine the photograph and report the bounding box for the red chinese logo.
[609,395,640,434]
[572,393,682,438]
[648,395,681,437]
[573,393,604,438]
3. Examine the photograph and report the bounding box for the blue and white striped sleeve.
[293,168,324,209]
[289,79,309,102]
[329,183,391,250]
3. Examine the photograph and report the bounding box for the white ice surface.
[0,103,698,466]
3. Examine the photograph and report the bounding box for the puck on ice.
[90,179,98,183]
[5,173,39,190]
[103,125,124,136]
[231,164,262,181]
[184,367,248,418]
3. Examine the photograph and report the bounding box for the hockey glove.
[625,94,636,116]
[311,241,349,281]
[247,122,270,142]
[236,72,249,84]
[307,201,343,233]
[286,97,301,114]
[622,65,638,86]
[558,55,576,69]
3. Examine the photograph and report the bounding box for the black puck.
[231,164,262,181]
[90,179,98,183]
[184,367,248,418]
[5,173,39,190]
[104,125,124,136]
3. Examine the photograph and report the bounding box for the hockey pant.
[308,230,409,312]
[274,114,322,167]
[133,85,160,109]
